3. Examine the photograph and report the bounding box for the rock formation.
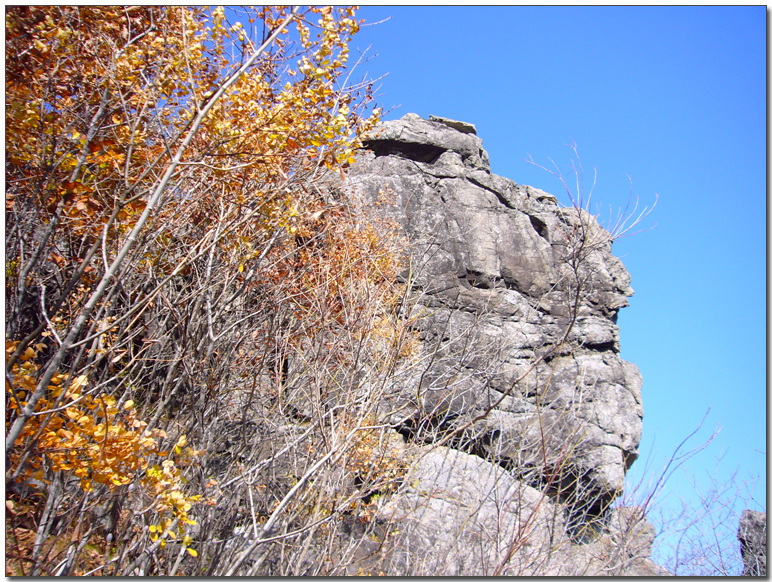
[739,510,766,576]
[338,113,664,575]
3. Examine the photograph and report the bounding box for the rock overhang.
[361,112,491,171]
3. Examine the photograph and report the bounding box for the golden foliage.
[6,341,204,544]
[5,5,406,575]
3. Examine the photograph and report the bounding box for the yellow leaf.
[70,375,88,391]
[186,548,198,557]
[123,400,134,410]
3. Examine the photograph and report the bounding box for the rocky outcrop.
[739,510,766,576]
[342,113,661,575]
[359,446,668,576]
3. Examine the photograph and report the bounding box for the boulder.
[359,447,667,576]
[739,510,766,576]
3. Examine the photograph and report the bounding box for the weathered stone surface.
[361,112,490,171]
[365,447,667,576]
[739,510,766,576]
[428,114,478,134]
[335,113,660,575]
[349,113,643,500]
[375,446,557,576]
[341,113,657,575]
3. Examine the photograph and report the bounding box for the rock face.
[342,113,662,575]
[739,510,766,576]
[369,446,667,576]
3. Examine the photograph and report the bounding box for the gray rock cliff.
[340,113,662,575]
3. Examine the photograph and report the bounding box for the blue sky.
[351,4,766,553]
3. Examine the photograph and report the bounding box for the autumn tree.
[5,6,417,575]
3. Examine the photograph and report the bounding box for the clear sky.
[352,4,766,559]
